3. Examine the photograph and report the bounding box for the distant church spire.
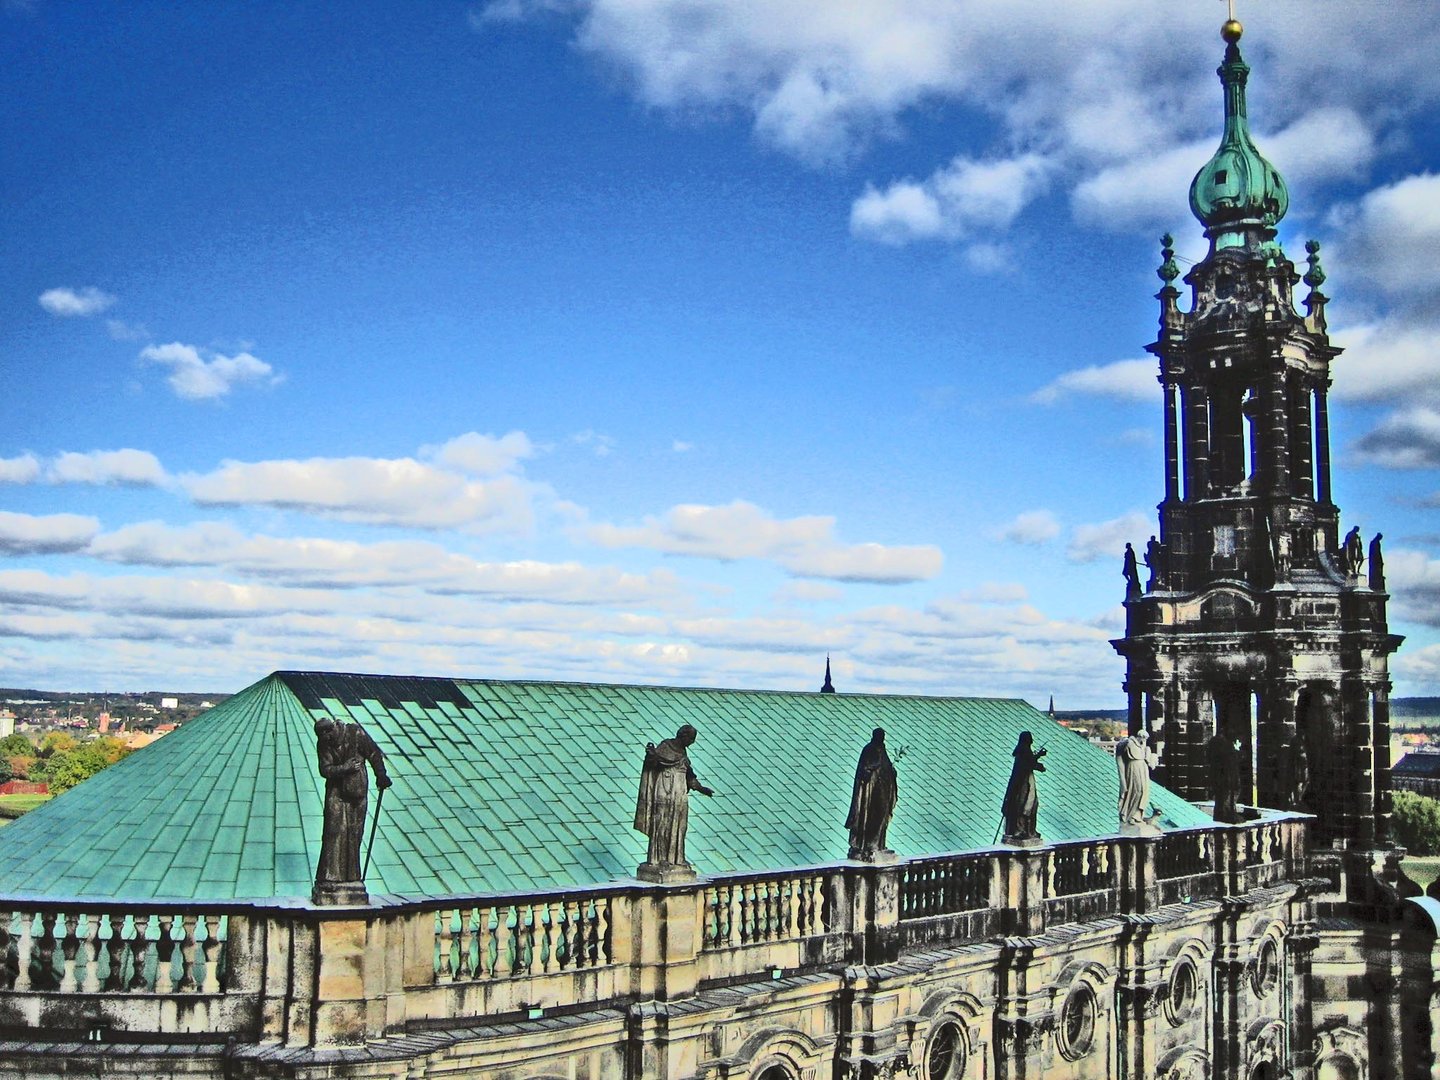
[1048,695,1055,717]
[820,656,836,694]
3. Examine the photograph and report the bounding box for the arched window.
[1249,1062,1278,1080]
[1165,957,1199,1025]
[1252,937,1280,998]
[755,1065,795,1080]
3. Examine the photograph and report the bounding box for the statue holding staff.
[313,715,391,905]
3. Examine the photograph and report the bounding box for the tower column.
[1264,369,1290,495]
[1182,384,1211,500]
[1314,387,1333,504]
[1163,383,1180,503]
[1290,374,1314,499]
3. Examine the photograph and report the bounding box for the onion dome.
[1188,21,1288,251]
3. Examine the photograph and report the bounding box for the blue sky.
[4,1,1440,704]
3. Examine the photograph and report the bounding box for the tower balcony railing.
[0,813,1309,1050]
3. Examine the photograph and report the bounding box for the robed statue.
[1369,533,1385,591]
[846,728,898,861]
[1342,526,1364,578]
[634,724,713,882]
[1208,733,1243,824]
[1001,731,1046,845]
[1122,543,1142,600]
[1144,536,1164,591]
[1116,730,1161,833]
[313,715,391,905]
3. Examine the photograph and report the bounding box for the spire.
[1188,18,1288,253]
[820,656,836,694]
[1048,695,1055,717]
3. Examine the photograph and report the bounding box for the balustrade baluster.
[518,905,537,975]
[103,916,126,991]
[456,908,473,980]
[541,901,562,974]
[435,910,454,982]
[494,906,515,977]
[82,914,102,993]
[200,915,222,993]
[561,899,582,969]
[595,897,611,966]
[14,912,33,992]
[0,913,12,990]
[154,915,176,994]
[477,906,497,979]
[177,914,199,991]
[33,911,58,991]
[127,914,151,991]
[720,885,736,947]
[58,912,79,993]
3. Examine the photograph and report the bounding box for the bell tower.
[1111,18,1402,850]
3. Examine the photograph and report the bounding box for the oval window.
[1058,984,1098,1060]
[927,1020,966,1080]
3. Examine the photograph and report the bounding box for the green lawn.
[0,793,52,819]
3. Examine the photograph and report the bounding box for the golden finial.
[1220,0,1243,42]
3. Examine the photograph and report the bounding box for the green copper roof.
[1189,36,1289,250]
[0,671,1212,902]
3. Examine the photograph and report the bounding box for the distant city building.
[1393,751,1440,799]
[160,697,179,710]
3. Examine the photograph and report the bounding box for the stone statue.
[634,724,713,882]
[1270,522,1291,579]
[1116,730,1161,832]
[1342,526,1364,578]
[1122,543,1142,600]
[1001,731,1046,845]
[846,727,898,861]
[1144,536,1164,590]
[313,715,391,905]
[1208,733,1242,824]
[1285,731,1310,812]
[1369,533,1385,591]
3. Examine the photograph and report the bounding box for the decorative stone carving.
[634,724,714,883]
[312,714,391,905]
[1001,732,1046,845]
[1157,1047,1210,1080]
[994,1013,1053,1056]
[846,728,898,861]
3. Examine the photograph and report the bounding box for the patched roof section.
[0,671,1213,902]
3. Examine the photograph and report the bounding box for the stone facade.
[5,815,1431,1079]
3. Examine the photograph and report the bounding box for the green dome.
[1189,41,1288,249]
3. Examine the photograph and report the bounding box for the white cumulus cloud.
[587,499,942,583]
[47,449,167,486]
[0,512,100,555]
[1031,359,1156,405]
[997,510,1061,545]
[139,342,281,400]
[1068,511,1150,564]
[38,286,116,317]
[0,454,41,484]
[181,451,537,532]
[1330,172,1440,301]
[851,153,1052,246]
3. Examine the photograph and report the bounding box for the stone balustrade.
[0,812,1310,1051]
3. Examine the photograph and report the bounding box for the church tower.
[1111,18,1402,850]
